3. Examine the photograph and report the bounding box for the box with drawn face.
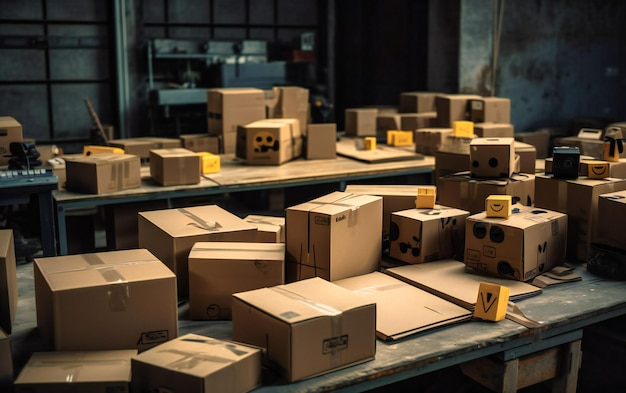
[242,118,303,165]
[389,205,469,264]
[470,137,516,178]
[464,205,567,281]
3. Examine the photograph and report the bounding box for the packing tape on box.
[28,357,131,382]
[178,208,223,231]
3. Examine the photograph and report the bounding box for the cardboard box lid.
[189,242,285,261]
[467,205,566,230]
[133,333,260,378]
[139,205,257,237]
[244,214,284,229]
[0,116,21,128]
[334,272,471,341]
[289,191,381,216]
[208,87,264,96]
[233,277,375,324]
[65,153,139,165]
[34,249,174,291]
[393,205,469,221]
[150,147,197,158]
[344,184,420,197]
[15,350,136,384]
[600,190,626,204]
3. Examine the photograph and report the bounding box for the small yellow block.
[387,130,414,146]
[415,186,436,209]
[602,142,621,162]
[485,195,512,218]
[83,145,125,156]
[474,282,510,322]
[364,137,377,150]
[453,120,474,138]
[584,160,610,179]
[198,152,220,174]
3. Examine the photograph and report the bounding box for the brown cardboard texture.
[108,137,181,159]
[335,272,471,341]
[468,97,511,123]
[243,119,303,165]
[514,129,552,159]
[65,153,141,194]
[399,92,439,113]
[131,333,261,393]
[438,172,535,214]
[345,108,377,136]
[389,205,469,264]
[376,114,400,139]
[138,205,257,296]
[399,112,436,131]
[34,249,178,351]
[150,148,201,186]
[415,128,453,155]
[244,214,285,243]
[105,200,169,250]
[0,230,17,334]
[0,116,24,166]
[180,134,220,153]
[14,350,136,393]
[188,242,285,320]
[0,329,11,389]
[434,94,481,127]
[474,122,514,138]
[207,88,266,154]
[231,277,376,382]
[306,123,336,159]
[597,190,626,249]
[464,205,567,281]
[275,86,310,134]
[469,137,516,178]
[285,192,383,281]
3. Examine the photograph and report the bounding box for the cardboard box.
[515,129,552,159]
[34,249,178,351]
[104,199,170,250]
[138,205,258,296]
[108,137,181,159]
[464,205,567,281]
[149,148,201,186]
[469,137,516,178]
[468,97,511,124]
[399,112,437,131]
[46,157,66,190]
[389,205,469,264]
[554,136,626,160]
[180,134,220,154]
[438,172,535,214]
[534,175,626,261]
[242,119,303,165]
[597,190,626,249]
[231,277,376,382]
[65,153,141,194]
[285,192,382,282]
[0,116,24,166]
[398,92,439,113]
[376,114,400,139]
[274,86,310,134]
[132,333,261,393]
[453,120,474,138]
[188,242,285,320]
[387,130,414,146]
[244,214,285,243]
[434,94,481,127]
[474,122,515,138]
[198,152,220,174]
[415,128,453,155]
[345,108,377,136]
[0,328,11,390]
[305,123,336,159]
[0,230,17,334]
[514,141,537,174]
[207,87,266,154]
[14,350,136,393]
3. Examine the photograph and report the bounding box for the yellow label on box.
[83,145,125,156]
[485,194,512,218]
[364,137,377,150]
[198,152,220,174]
[387,130,413,146]
[474,282,510,322]
[453,120,474,138]
[415,186,436,209]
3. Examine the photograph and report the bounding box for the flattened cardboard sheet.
[337,137,424,163]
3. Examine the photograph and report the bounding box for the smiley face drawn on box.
[486,195,512,218]
[253,131,279,153]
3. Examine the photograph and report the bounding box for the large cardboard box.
[285,192,383,281]
[207,88,266,154]
[179,134,220,154]
[241,118,303,165]
[468,97,511,123]
[305,123,336,159]
[345,108,377,136]
[464,205,567,281]
[231,277,376,382]
[0,116,24,166]
[534,175,626,261]
[473,122,514,138]
[14,350,136,393]
[138,205,258,296]
[131,333,262,393]
[515,129,552,159]
[469,137,516,178]
[34,249,178,351]
[108,137,181,159]
[188,242,285,320]
[0,328,11,390]
[0,230,17,334]
[274,86,310,134]
[400,112,437,131]
[399,92,439,113]
[65,153,141,194]
[244,214,285,243]
[438,172,535,214]
[389,205,469,264]
[149,148,201,186]
[597,190,626,249]
[434,94,481,127]
[415,128,453,156]
[104,199,170,250]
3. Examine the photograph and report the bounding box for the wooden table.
[53,154,435,255]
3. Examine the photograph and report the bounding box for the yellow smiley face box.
[485,194,512,218]
[474,282,510,322]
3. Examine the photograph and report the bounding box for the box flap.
[190,242,285,261]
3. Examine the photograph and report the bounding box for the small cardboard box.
[0,116,24,166]
[150,148,201,186]
[244,214,285,243]
[468,97,511,124]
[464,205,568,281]
[231,277,376,382]
[108,137,181,159]
[180,134,220,154]
[597,190,626,249]
[207,87,267,154]
[453,120,474,138]
[34,249,178,351]
[198,152,220,174]
[242,119,303,165]
[305,123,336,159]
[188,242,285,320]
[285,191,382,282]
[0,230,17,334]
[438,172,535,214]
[398,92,439,113]
[474,282,510,322]
[514,129,552,159]
[415,127,453,155]
[469,137,516,178]
[0,328,11,390]
[14,350,136,393]
[132,333,262,393]
[138,205,258,296]
[65,153,141,194]
[389,205,469,264]
[46,157,66,190]
[345,108,377,136]
[399,112,436,131]
[274,86,310,135]
[434,94,481,127]
[386,130,414,146]
[376,114,400,139]
[474,122,515,138]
